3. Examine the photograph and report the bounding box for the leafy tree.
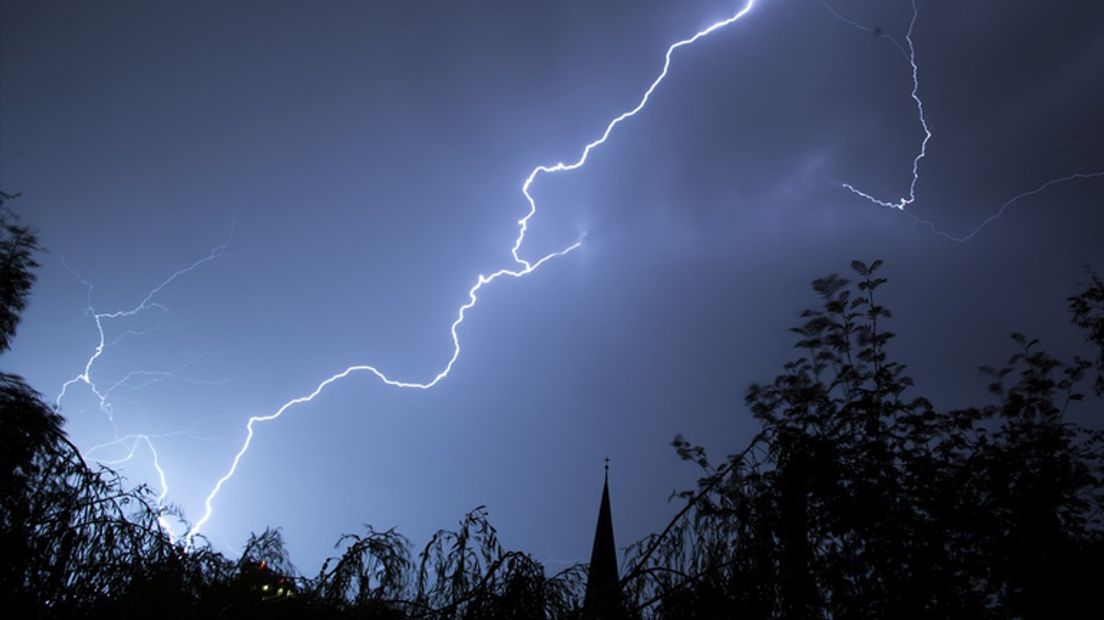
[1069,269,1104,395]
[623,260,1104,619]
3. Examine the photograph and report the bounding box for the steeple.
[583,457,624,619]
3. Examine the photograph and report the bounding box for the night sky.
[2,0,1103,574]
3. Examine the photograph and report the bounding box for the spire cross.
[604,456,609,474]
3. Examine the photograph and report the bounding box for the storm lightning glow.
[55,245,229,540]
[55,0,1102,545]
[87,433,176,534]
[186,0,762,540]
[56,245,228,415]
[818,0,1104,241]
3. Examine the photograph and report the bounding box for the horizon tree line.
[3,194,1102,618]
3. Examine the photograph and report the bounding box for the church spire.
[583,458,623,618]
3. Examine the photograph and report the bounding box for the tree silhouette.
[3,215,1102,619]
[0,191,38,352]
[621,260,1104,618]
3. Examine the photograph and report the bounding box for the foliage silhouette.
[2,206,1102,619]
[0,191,39,352]
[619,259,1104,619]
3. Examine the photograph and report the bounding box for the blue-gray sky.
[2,0,1103,573]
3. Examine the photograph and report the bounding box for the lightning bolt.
[85,426,222,542]
[819,0,1104,241]
[906,171,1104,242]
[822,0,931,212]
[53,0,1096,545]
[56,245,229,414]
[187,0,762,540]
[88,432,178,538]
[55,244,229,540]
